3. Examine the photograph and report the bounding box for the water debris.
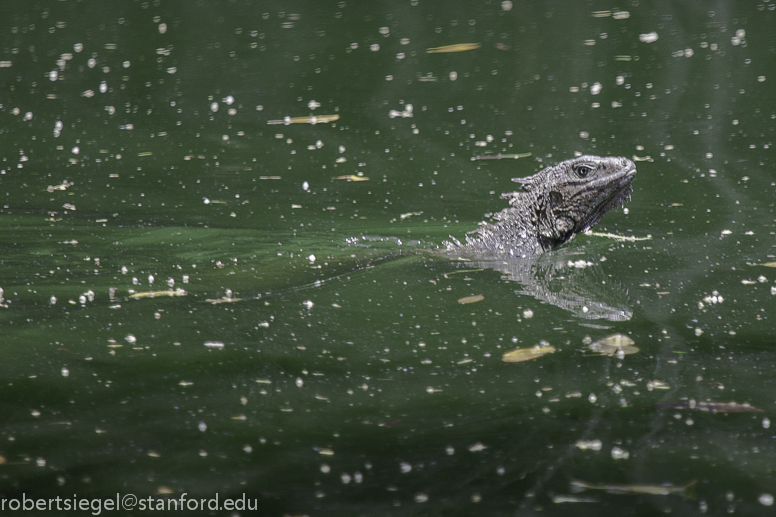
[575,439,603,451]
[761,262,776,268]
[474,152,532,160]
[586,231,652,242]
[701,291,723,305]
[653,400,762,413]
[426,43,480,53]
[647,380,670,391]
[129,288,187,299]
[552,495,598,503]
[204,341,225,349]
[457,294,484,304]
[206,296,242,305]
[137,151,153,157]
[588,334,639,356]
[570,479,696,497]
[47,180,74,192]
[266,114,339,125]
[335,175,369,181]
[590,10,630,19]
[443,269,483,279]
[400,211,423,219]
[502,341,556,363]
[389,104,413,118]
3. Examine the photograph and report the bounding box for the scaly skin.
[443,155,636,258]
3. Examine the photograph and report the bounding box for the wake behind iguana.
[443,155,636,258]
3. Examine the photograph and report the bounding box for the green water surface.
[1,1,775,515]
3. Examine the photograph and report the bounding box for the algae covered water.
[1,2,775,515]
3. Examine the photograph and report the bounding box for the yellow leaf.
[335,175,369,181]
[502,344,556,363]
[426,43,480,53]
[129,289,187,299]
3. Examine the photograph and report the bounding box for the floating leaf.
[502,342,556,363]
[457,294,484,304]
[653,400,762,413]
[129,288,187,299]
[588,333,639,356]
[761,262,776,268]
[335,175,369,181]
[267,114,339,125]
[426,43,480,53]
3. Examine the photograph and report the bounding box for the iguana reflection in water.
[455,250,633,321]
[438,155,637,321]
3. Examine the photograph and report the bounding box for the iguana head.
[513,155,636,251]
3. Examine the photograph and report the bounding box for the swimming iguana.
[443,155,636,258]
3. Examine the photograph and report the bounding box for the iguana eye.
[574,164,594,177]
